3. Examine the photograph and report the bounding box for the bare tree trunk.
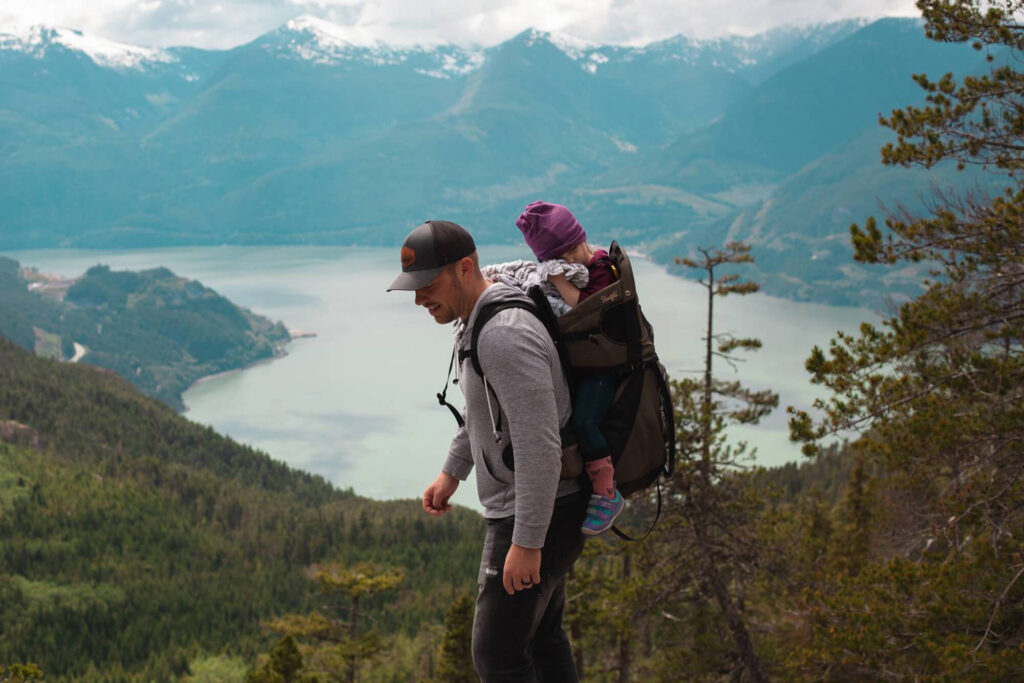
[691,255,766,683]
[692,514,766,683]
[701,270,715,484]
[704,265,714,415]
[643,611,653,659]
[566,567,585,679]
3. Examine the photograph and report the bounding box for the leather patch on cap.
[401,246,416,268]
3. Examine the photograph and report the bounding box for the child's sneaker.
[581,488,625,535]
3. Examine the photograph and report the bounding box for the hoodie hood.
[455,281,531,340]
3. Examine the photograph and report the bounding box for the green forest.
[4,1,1024,680]
[0,257,290,410]
[0,328,858,682]
[552,2,1024,679]
[0,337,483,680]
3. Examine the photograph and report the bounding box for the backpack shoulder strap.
[466,289,574,390]
[458,299,538,378]
[456,299,541,434]
[436,299,539,431]
[456,292,576,434]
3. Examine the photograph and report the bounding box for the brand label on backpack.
[600,291,620,305]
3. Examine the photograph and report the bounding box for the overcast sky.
[0,0,921,49]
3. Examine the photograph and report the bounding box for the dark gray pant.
[472,492,588,682]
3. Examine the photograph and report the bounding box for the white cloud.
[0,0,920,49]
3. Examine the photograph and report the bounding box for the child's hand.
[547,272,581,307]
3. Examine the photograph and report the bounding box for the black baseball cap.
[386,220,477,291]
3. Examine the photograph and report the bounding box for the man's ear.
[456,256,473,281]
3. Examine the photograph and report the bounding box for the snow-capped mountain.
[0,15,886,241]
[0,17,868,82]
[642,18,870,81]
[256,15,484,79]
[494,20,871,81]
[0,25,177,70]
[516,28,615,74]
[0,15,984,307]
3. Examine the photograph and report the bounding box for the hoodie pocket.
[479,440,514,486]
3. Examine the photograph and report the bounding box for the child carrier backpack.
[437,242,676,536]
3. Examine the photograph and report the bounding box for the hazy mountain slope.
[627,18,987,194]
[210,24,848,243]
[698,19,871,84]
[142,19,474,166]
[0,16,997,306]
[0,17,869,250]
[0,27,206,136]
[649,126,1002,305]
[0,27,223,246]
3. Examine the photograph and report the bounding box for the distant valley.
[0,16,1001,305]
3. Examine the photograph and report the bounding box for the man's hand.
[503,544,541,595]
[422,471,459,516]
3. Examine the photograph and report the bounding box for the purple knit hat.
[516,201,587,261]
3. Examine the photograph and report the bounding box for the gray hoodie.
[442,283,579,548]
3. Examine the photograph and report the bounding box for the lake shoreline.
[181,332,317,408]
[10,245,874,504]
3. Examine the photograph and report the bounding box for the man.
[387,220,587,681]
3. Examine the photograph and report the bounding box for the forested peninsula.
[0,256,291,410]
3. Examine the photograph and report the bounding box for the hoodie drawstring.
[482,375,501,443]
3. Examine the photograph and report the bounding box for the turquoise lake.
[6,245,874,510]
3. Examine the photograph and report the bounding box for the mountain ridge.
[0,15,995,306]
[0,15,871,72]
[0,24,178,70]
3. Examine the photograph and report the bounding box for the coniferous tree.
[828,452,873,574]
[788,2,1024,676]
[434,594,476,683]
[0,337,486,680]
[261,562,403,683]
[271,637,304,682]
[247,636,304,683]
[0,663,43,682]
[639,242,777,681]
[579,543,649,680]
[882,0,1024,174]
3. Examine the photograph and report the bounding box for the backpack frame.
[436,242,676,537]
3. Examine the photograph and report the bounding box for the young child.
[516,200,624,535]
